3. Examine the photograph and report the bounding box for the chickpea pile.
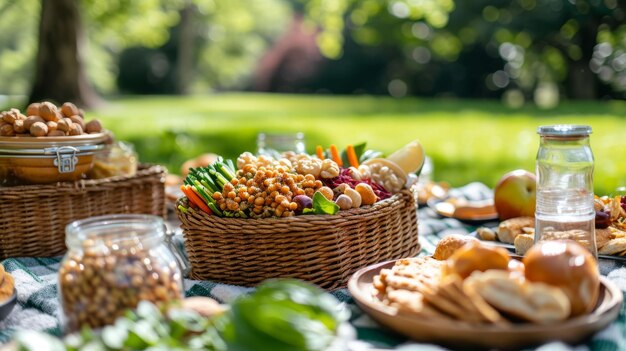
[59,244,182,332]
[212,164,323,218]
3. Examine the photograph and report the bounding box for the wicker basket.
[177,189,420,290]
[0,164,166,259]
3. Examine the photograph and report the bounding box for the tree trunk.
[29,0,100,108]
[176,4,195,94]
[566,18,598,100]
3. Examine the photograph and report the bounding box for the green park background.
[1,0,625,194]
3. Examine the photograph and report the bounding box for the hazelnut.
[69,123,83,136]
[13,119,26,134]
[39,102,60,122]
[0,123,15,136]
[30,121,48,137]
[46,121,58,132]
[24,116,45,130]
[2,111,17,124]
[85,119,102,133]
[26,103,40,117]
[57,118,72,132]
[69,115,85,130]
[61,102,79,118]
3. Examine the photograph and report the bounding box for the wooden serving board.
[349,260,623,350]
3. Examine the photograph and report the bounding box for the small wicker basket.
[0,164,166,259]
[177,189,420,290]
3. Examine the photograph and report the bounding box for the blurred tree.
[1,0,180,106]
[0,0,290,102]
[302,0,626,101]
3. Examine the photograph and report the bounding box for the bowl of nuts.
[0,102,109,185]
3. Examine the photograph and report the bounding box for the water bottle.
[535,125,597,256]
[256,132,306,157]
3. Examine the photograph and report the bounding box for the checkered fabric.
[1,182,625,350]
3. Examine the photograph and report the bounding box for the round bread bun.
[443,241,511,279]
[433,234,479,260]
[523,240,599,317]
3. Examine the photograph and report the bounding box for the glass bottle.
[256,132,305,156]
[535,125,597,256]
[58,214,183,332]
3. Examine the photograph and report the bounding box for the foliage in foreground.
[12,280,351,351]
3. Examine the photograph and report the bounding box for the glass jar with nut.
[58,214,183,333]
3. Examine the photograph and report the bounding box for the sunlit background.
[1,0,625,193]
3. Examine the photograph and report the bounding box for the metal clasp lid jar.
[534,125,596,256]
[58,214,183,332]
[0,132,109,185]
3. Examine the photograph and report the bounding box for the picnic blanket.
[1,182,626,350]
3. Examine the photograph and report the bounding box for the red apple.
[494,169,536,220]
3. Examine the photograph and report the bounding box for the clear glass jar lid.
[537,125,592,136]
[65,214,164,249]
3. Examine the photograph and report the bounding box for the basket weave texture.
[0,164,166,259]
[177,189,420,290]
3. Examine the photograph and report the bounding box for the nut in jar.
[59,215,183,332]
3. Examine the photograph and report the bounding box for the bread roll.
[433,234,479,260]
[443,241,510,279]
[523,241,599,317]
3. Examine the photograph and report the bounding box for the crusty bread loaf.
[497,217,535,244]
[514,234,535,255]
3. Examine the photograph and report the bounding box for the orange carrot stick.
[181,185,212,214]
[329,144,343,167]
[316,145,325,160]
[346,144,359,168]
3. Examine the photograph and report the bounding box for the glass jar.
[58,214,183,332]
[256,132,305,156]
[535,125,597,256]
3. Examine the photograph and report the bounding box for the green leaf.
[223,279,347,351]
[311,192,339,215]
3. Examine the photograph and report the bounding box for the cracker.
[598,237,626,255]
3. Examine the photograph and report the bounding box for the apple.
[494,169,536,220]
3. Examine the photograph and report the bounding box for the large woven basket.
[0,164,166,259]
[177,189,420,290]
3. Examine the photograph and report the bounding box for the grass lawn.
[89,93,626,194]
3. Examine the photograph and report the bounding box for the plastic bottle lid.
[537,125,592,136]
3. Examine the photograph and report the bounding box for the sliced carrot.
[329,144,343,167]
[189,186,214,215]
[316,145,325,160]
[180,185,212,214]
[346,144,359,168]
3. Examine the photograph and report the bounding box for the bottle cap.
[537,125,592,136]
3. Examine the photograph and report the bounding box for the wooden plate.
[427,198,499,225]
[349,260,623,350]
